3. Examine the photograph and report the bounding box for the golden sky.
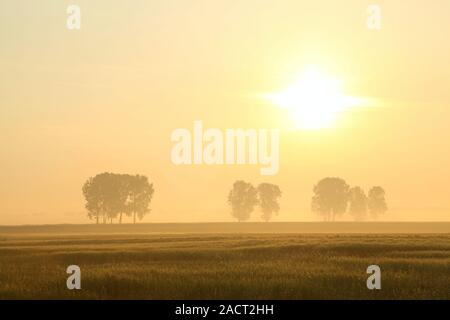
[1,0,450,224]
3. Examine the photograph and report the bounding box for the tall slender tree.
[126,175,154,224]
[368,186,387,220]
[257,183,282,222]
[348,186,368,221]
[82,176,102,224]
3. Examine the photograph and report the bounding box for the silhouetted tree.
[125,175,154,224]
[82,173,154,224]
[82,173,120,224]
[117,174,132,224]
[312,177,349,221]
[368,186,387,220]
[105,173,128,223]
[82,176,102,224]
[257,183,282,222]
[348,186,368,221]
[228,180,258,222]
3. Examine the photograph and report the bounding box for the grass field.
[0,223,449,299]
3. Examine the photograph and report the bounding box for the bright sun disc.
[267,67,363,129]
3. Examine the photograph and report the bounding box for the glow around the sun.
[267,67,364,129]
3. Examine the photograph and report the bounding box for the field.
[0,223,449,300]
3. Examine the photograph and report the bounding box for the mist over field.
[1,0,450,301]
[2,1,450,225]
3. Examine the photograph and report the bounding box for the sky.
[1,0,450,224]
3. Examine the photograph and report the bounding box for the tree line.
[227,177,387,222]
[82,172,154,224]
[227,181,282,222]
[312,177,387,221]
[82,173,386,223]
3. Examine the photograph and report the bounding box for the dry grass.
[0,226,448,299]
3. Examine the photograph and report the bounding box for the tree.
[82,176,102,224]
[126,175,154,224]
[82,173,119,224]
[311,177,349,221]
[105,173,128,223]
[82,173,154,224]
[367,186,387,220]
[228,180,258,222]
[257,183,282,222]
[117,174,132,224]
[348,186,368,221]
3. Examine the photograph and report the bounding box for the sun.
[267,67,363,130]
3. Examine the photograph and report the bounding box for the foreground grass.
[0,232,448,299]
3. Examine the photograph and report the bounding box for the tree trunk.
[119,213,122,224]
[96,216,99,224]
[133,212,136,224]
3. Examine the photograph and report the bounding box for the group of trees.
[228,180,282,222]
[82,172,154,224]
[82,174,386,224]
[227,178,386,223]
[312,177,387,221]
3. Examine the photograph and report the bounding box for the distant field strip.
[1,222,450,234]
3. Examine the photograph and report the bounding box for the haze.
[1,0,450,225]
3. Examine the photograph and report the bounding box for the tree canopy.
[348,186,368,221]
[368,186,387,220]
[228,180,258,222]
[257,183,282,222]
[312,177,350,221]
[311,178,387,221]
[82,173,154,224]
